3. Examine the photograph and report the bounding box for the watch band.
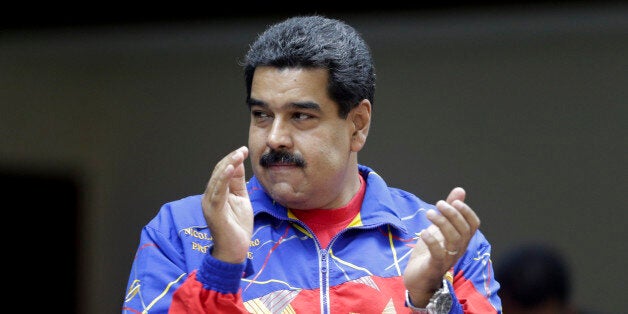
[405,289,429,313]
[405,279,453,314]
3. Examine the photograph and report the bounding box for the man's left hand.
[402,187,481,307]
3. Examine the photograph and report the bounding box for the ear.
[349,99,372,152]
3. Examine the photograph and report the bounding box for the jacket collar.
[247,164,408,233]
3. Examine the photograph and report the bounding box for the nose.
[267,119,292,150]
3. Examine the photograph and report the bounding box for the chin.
[267,184,307,208]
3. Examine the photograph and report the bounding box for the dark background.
[2,2,626,313]
[1,1,607,30]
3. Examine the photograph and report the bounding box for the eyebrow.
[247,98,322,112]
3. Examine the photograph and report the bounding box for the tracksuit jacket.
[123,164,502,313]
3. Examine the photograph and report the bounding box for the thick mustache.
[259,150,306,168]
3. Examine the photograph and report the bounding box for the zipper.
[320,248,330,314]
[278,213,394,314]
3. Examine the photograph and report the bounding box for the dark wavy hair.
[243,15,376,118]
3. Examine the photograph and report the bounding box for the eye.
[293,112,313,121]
[252,110,271,120]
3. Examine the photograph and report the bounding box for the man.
[123,15,501,313]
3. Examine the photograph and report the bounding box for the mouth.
[263,165,300,177]
[266,162,300,169]
[264,162,303,171]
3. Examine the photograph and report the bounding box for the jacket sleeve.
[169,251,250,314]
[449,231,502,314]
[122,222,189,314]
[122,204,251,314]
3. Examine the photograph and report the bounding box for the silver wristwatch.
[405,279,453,314]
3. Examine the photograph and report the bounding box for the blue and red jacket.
[123,165,502,313]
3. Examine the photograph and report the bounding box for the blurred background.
[1,1,626,313]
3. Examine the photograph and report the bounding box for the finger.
[436,200,470,241]
[452,199,481,234]
[427,208,461,251]
[207,146,247,192]
[203,147,247,208]
[446,187,466,204]
[419,226,446,260]
[229,146,249,197]
[201,167,234,229]
[426,224,444,243]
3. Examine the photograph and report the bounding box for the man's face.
[248,66,362,210]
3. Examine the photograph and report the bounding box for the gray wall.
[1,4,626,313]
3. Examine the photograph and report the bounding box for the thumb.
[446,187,466,204]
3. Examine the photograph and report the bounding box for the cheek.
[328,126,353,151]
[248,129,265,161]
[304,131,351,164]
[248,126,265,147]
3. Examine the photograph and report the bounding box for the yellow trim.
[444,270,454,283]
[347,212,363,228]
[329,249,374,276]
[287,210,313,238]
[387,226,402,275]
[141,272,187,314]
[241,278,300,290]
[124,280,140,302]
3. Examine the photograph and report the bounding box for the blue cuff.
[197,249,247,294]
[447,280,462,313]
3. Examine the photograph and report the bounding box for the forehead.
[250,67,332,105]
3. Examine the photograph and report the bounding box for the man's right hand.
[201,146,254,264]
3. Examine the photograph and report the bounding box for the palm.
[202,147,254,263]
[224,191,254,246]
[404,225,451,291]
